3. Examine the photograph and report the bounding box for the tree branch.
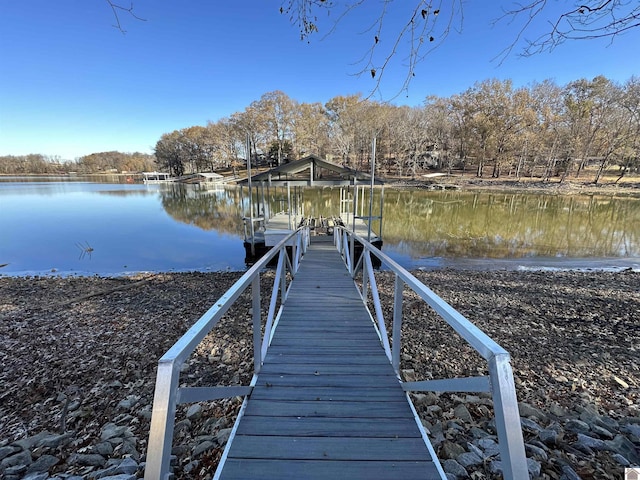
[105,0,146,33]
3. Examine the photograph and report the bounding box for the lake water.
[1,178,639,276]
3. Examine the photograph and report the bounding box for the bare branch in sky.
[105,0,146,33]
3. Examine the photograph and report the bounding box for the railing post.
[144,361,181,480]
[252,275,261,372]
[361,251,369,299]
[488,353,528,480]
[392,274,403,375]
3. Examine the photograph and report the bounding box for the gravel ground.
[0,269,638,479]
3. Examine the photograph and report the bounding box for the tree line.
[155,75,640,183]
[0,151,156,175]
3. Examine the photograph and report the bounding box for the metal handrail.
[334,226,528,480]
[144,227,309,480]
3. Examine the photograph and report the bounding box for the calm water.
[1,178,639,276]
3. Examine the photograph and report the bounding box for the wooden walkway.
[216,238,443,479]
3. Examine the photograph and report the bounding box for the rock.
[183,460,199,474]
[565,418,590,433]
[95,441,114,456]
[0,450,32,469]
[560,464,582,480]
[11,432,51,451]
[216,428,233,446]
[22,473,49,480]
[96,475,136,480]
[622,422,640,441]
[0,445,20,461]
[538,428,559,446]
[453,404,473,423]
[525,443,548,461]
[612,453,631,467]
[68,453,107,467]
[186,403,203,420]
[549,403,569,418]
[441,440,465,460]
[575,433,608,452]
[117,395,141,410]
[476,438,500,459]
[518,402,547,421]
[115,457,139,475]
[520,417,543,433]
[590,423,614,439]
[402,369,417,382]
[442,459,468,478]
[26,454,59,473]
[527,458,542,478]
[193,440,215,458]
[36,432,74,449]
[606,434,640,464]
[100,423,129,441]
[91,465,119,479]
[4,463,28,476]
[456,452,482,468]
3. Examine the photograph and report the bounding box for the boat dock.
[145,226,528,480]
[216,238,441,479]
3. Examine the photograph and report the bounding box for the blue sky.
[1,1,638,160]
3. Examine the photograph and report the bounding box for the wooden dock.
[216,238,442,479]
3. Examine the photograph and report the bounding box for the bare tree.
[105,1,145,32]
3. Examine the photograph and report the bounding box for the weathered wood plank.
[249,385,407,401]
[219,459,441,480]
[257,363,397,376]
[264,354,391,365]
[235,416,422,437]
[243,399,413,418]
[227,436,433,461]
[255,374,400,388]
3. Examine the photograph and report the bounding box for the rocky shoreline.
[1,269,638,479]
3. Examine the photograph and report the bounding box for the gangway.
[144,228,527,479]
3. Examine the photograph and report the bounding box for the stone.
[590,423,614,439]
[96,475,136,480]
[216,428,233,446]
[100,423,129,441]
[622,422,640,441]
[518,402,547,421]
[456,452,482,468]
[95,442,114,456]
[115,457,139,475]
[525,443,548,461]
[606,434,640,464]
[527,458,542,478]
[0,445,20,461]
[92,465,119,479]
[183,460,199,474]
[117,395,140,410]
[565,418,590,434]
[193,440,215,458]
[538,428,559,446]
[402,369,416,382]
[454,404,473,423]
[0,450,32,469]
[26,454,59,473]
[186,403,203,420]
[68,453,107,467]
[36,432,74,449]
[4,464,28,476]
[612,453,630,467]
[22,473,49,480]
[520,417,543,433]
[442,459,469,478]
[560,465,582,480]
[11,432,51,451]
[441,440,465,460]
[575,433,608,452]
[476,438,500,459]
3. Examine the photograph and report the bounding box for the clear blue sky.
[1,1,638,160]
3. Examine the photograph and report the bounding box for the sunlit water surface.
[1,178,639,276]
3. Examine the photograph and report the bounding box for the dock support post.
[489,353,528,480]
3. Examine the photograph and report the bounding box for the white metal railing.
[144,227,309,480]
[334,226,528,480]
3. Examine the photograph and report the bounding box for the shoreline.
[1,269,638,478]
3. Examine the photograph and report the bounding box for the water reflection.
[0,179,638,276]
